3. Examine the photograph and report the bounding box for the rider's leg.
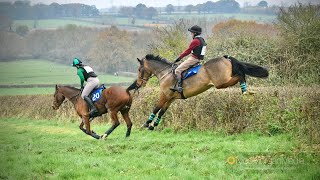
[83,96,98,116]
[81,77,100,116]
[171,56,200,93]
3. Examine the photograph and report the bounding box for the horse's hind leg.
[120,109,132,137]
[142,93,168,128]
[101,111,120,139]
[215,76,240,89]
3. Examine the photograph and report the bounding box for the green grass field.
[13,19,105,30]
[0,59,133,85]
[0,118,318,179]
[0,59,134,95]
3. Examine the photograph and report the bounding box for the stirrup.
[177,87,183,93]
[170,86,177,92]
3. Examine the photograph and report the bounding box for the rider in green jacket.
[72,58,100,117]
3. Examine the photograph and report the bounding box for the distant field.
[0,87,54,96]
[159,13,276,23]
[13,19,106,30]
[13,13,276,30]
[0,59,134,95]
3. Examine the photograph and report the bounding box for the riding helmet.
[188,25,202,34]
[72,58,82,66]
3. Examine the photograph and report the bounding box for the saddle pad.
[182,64,201,80]
[90,84,106,102]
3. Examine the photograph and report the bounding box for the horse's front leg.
[79,120,86,134]
[142,93,168,128]
[148,99,174,131]
[81,116,100,139]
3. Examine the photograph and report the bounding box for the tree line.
[0,1,99,20]
[118,0,274,19]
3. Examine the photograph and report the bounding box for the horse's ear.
[55,84,58,90]
[137,58,142,64]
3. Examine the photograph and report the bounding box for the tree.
[195,4,204,14]
[215,0,240,13]
[119,6,134,17]
[165,4,174,14]
[185,5,194,14]
[145,7,157,19]
[134,3,147,18]
[257,1,268,7]
[203,1,215,13]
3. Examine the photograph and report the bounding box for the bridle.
[53,88,80,109]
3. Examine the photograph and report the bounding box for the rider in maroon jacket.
[170,25,207,93]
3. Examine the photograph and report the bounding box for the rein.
[144,63,174,81]
[69,91,81,101]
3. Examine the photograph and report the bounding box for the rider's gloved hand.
[174,57,181,63]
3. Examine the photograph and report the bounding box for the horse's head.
[136,57,153,88]
[52,85,66,110]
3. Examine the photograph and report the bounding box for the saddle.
[171,64,202,98]
[182,64,201,80]
[89,84,106,102]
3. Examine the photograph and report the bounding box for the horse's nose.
[52,105,57,110]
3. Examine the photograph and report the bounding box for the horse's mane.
[60,85,80,91]
[145,54,172,65]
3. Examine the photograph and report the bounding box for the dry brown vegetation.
[1,86,319,143]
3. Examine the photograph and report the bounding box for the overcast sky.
[1,0,319,9]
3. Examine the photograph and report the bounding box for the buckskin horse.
[52,85,133,139]
[127,54,268,130]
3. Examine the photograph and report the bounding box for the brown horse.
[52,85,133,139]
[127,54,268,130]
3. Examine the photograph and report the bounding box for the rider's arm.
[178,38,201,60]
[77,68,85,87]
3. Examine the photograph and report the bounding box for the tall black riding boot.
[84,96,98,117]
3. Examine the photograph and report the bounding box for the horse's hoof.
[148,126,155,131]
[141,123,149,129]
[242,91,256,95]
[91,133,100,139]
[101,134,108,140]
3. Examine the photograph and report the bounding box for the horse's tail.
[125,82,135,105]
[126,80,137,93]
[225,55,269,78]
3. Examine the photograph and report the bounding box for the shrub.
[0,87,319,143]
[275,3,320,84]
[16,25,29,36]
[208,20,279,85]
